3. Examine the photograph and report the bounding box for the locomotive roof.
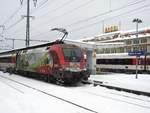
[0,40,64,55]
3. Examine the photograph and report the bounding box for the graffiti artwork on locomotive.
[96,53,150,73]
[0,41,89,84]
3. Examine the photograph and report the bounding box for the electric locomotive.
[0,40,89,84]
[0,29,89,84]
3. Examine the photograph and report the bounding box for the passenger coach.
[96,53,150,73]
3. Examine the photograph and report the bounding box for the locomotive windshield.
[63,48,82,62]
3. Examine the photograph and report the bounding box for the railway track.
[83,80,150,97]
[0,77,24,94]
[76,88,150,109]
[66,82,150,110]
[80,82,150,103]
[1,73,150,113]
[0,75,98,113]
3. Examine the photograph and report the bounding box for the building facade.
[81,28,150,74]
[82,28,150,54]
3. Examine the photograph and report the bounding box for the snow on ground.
[0,71,150,113]
[0,74,92,113]
[90,73,150,93]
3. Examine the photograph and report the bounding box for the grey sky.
[0,0,150,49]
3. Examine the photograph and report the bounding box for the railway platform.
[90,73,150,96]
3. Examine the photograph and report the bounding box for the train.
[96,53,150,73]
[0,40,89,84]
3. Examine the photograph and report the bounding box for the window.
[133,46,139,51]
[126,40,132,45]
[133,39,139,44]
[126,46,131,52]
[96,58,132,65]
[140,45,147,51]
[105,48,110,53]
[63,48,82,62]
[141,38,147,43]
[111,48,116,53]
[119,47,124,53]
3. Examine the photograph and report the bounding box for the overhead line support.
[20,0,37,47]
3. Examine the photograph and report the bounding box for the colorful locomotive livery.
[17,47,52,73]
[0,41,89,84]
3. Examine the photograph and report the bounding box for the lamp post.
[132,18,142,79]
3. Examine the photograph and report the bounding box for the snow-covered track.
[79,89,150,109]
[84,80,150,97]
[0,77,24,94]
[0,75,98,113]
[99,83,150,97]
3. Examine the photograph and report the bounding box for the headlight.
[83,68,87,71]
[65,67,70,71]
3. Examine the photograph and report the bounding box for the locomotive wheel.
[43,76,48,82]
[56,77,64,85]
[48,75,56,83]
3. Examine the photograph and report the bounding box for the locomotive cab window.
[62,48,82,62]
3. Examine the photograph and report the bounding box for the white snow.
[90,73,150,93]
[0,71,150,113]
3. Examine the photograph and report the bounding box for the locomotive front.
[50,44,89,84]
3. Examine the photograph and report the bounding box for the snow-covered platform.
[90,73,150,93]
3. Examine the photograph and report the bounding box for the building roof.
[81,27,150,43]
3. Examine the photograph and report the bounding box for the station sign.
[105,25,118,33]
[128,51,146,56]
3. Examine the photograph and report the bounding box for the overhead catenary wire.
[30,0,50,14]
[69,3,150,33]
[2,0,147,33]
[31,3,147,39]
[2,2,27,32]
[1,0,100,41]
[3,0,149,44]
[38,0,96,22]
[32,0,146,29]
[30,0,96,37]
[63,0,147,28]
[36,0,75,18]
[3,0,51,35]
[6,18,24,31]
[30,0,148,38]
[31,0,146,37]
[1,1,28,26]
[4,0,74,36]
[9,0,51,33]
[2,6,23,25]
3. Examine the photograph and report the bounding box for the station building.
[81,27,150,74]
[82,27,150,54]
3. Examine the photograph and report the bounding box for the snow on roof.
[122,27,150,34]
[98,33,150,43]
[80,27,150,43]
